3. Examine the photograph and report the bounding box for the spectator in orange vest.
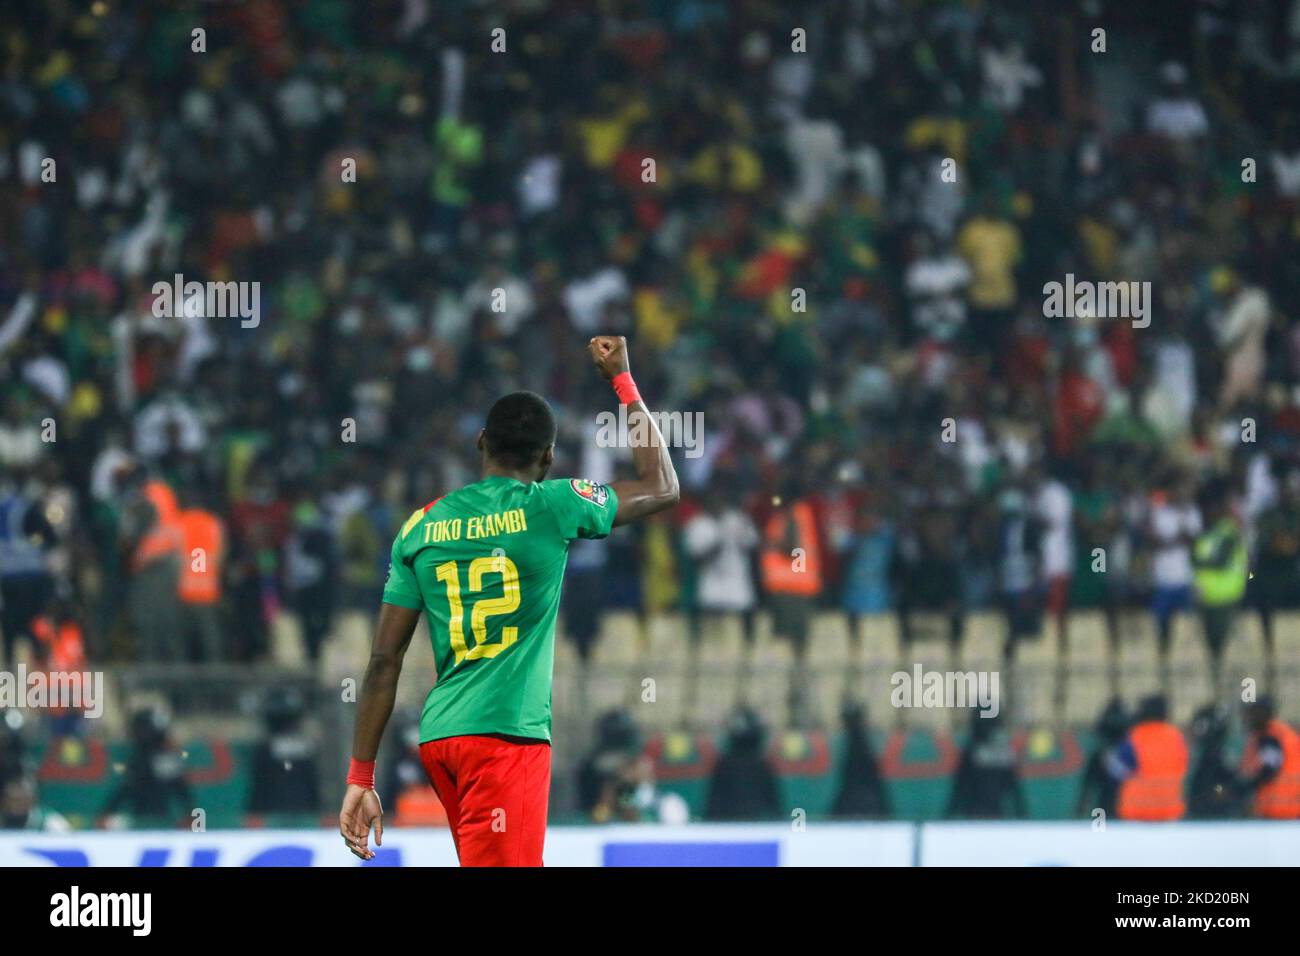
[1238,696,1300,819]
[31,601,87,672]
[177,490,226,662]
[30,597,89,736]
[759,479,824,656]
[116,467,183,662]
[1111,695,1189,821]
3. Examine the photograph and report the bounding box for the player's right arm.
[340,529,424,860]
[587,335,680,526]
[339,601,419,860]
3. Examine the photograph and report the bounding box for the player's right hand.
[588,335,630,381]
[339,783,383,861]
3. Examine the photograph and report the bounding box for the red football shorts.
[418,734,551,867]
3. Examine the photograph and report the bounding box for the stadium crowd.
[3,0,1300,816]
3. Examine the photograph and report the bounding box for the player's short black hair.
[483,391,556,469]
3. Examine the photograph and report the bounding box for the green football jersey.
[382,475,618,743]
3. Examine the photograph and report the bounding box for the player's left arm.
[586,335,680,527]
[339,600,421,861]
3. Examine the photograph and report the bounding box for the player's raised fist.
[588,335,630,381]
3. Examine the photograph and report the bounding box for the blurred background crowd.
[3,0,1300,828]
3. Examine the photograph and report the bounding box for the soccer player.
[339,336,679,865]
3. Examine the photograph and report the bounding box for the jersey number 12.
[435,556,521,665]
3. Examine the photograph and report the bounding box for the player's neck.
[481,462,540,485]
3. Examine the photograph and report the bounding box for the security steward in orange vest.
[1110,694,1189,821]
[1238,696,1300,819]
[178,497,226,662]
[759,484,823,655]
[31,597,88,725]
[117,467,184,662]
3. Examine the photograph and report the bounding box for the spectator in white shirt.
[904,230,971,344]
[563,261,630,335]
[1033,467,1074,620]
[1211,271,1271,411]
[980,39,1042,112]
[1148,471,1202,647]
[1146,62,1209,142]
[684,488,760,634]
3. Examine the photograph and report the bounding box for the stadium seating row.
[11,606,1284,736]
[2,606,1289,738]
[307,607,1300,733]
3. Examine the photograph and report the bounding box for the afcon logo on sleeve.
[569,478,609,507]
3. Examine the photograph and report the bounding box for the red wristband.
[611,371,641,405]
[347,759,375,790]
